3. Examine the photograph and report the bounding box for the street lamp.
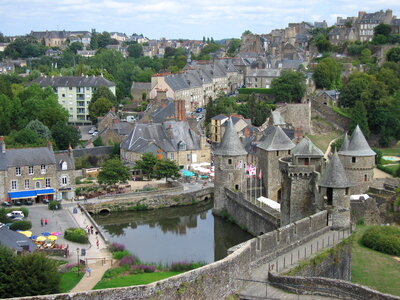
[76,248,80,277]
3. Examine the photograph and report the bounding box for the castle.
[214,118,376,230]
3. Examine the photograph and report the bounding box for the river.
[93,200,253,265]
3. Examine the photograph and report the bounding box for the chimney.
[294,127,304,143]
[175,99,187,121]
[47,140,53,152]
[0,136,5,153]
[200,134,207,149]
[68,144,73,158]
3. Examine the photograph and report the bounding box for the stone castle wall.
[311,100,350,131]
[339,155,375,194]
[278,102,311,134]
[11,211,329,300]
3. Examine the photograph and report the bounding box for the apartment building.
[28,75,116,124]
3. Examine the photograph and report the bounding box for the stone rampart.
[278,102,312,133]
[9,211,330,300]
[311,99,350,131]
[268,272,400,300]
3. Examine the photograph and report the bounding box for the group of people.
[86,225,100,249]
[40,218,48,226]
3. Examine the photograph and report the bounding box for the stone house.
[328,27,357,45]
[120,121,211,170]
[0,62,15,74]
[131,82,151,101]
[0,138,75,204]
[315,90,340,106]
[30,30,68,47]
[97,110,135,145]
[356,10,394,42]
[245,69,281,88]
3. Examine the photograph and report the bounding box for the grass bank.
[306,131,341,153]
[93,271,182,290]
[376,141,400,156]
[351,225,400,296]
[59,270,84,293]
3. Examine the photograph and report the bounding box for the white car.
[88,127,96,134]
[6,211,25,219]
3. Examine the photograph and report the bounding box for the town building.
[27,75,116,124]
[0,138,75,204]
[356,9,394,42]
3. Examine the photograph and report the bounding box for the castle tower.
[257,126,295,201]
[279,137,324,226]
[319,152,352,229]
[213,118,247,214]
[338,125,375,194]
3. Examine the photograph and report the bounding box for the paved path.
[239,229,351,300]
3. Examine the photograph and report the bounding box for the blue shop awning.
[35,188,55,195]
[8,191,37,199]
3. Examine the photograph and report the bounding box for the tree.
[67,42,83,54]
[91,86,117,105]
[13,128,41,145]
[127,43,143,58]
[372,34,388,45]
[339,72,372,107]
[350,101,369,137]
[386,47,400,63]
[242,30,252,35]
[0,95,13,135]
[154,158,181,181]
[51,121,81,150]
[0,246,60,298]
[313,57,341,89]
[89,97,113,122]
[90,29,98,49]
[97,31,112,48]
[374,24,392,37]
[98,158,130,187]
[271,70,306,103]
[227,39,241,57]
[134,152,158,179]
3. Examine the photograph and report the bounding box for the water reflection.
[93,200,253,264]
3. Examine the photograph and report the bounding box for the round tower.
[338,125,375,194]
[319,151,352,230]
[213,118,247,214]
[279,137,324,226]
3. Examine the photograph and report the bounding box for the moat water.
[93,200,253,264]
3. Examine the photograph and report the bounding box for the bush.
[10,220,32,230]
[169,261,206,272]
[134,264,156,273]
[112,250,130,260]
[119,255,136,266]
[361,226,400,256]
[109,243,125,252]
[19,207,29,217]
[75,176,84,184]
[48,200,61,211]
[102,265,130,279]
[64,227,89,244]
[238,88,274,95]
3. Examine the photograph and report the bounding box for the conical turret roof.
[319,152,352,188]
[339,125,375,157]
[214,118,247,156]
[340,132,349,152]
[257,126,295,151]
[292,137,324,157]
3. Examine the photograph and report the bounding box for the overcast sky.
[1,0,399,40]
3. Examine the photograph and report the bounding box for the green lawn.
[93,271,182,290]
[352,226,400,296]
[376,141,400,156]
[306,131,342,153]
[59,270,84,293]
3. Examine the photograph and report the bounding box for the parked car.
[88,127,96,134]
[1,202,11,207]
[24,200,33,205]
[43,199,50,204]
[196,108,203,113]
[14,200,22,206]
[92,131,98,136]
[6,211,25,219]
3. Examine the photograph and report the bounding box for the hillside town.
[0,4,400,300]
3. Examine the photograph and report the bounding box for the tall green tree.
[91,86,117,105]
[88,97,113,122]
[134,152,158,179]
[98,158,130,187]
[26,120,52,139]
[374,24,392,37]
[271,70,306,103]
[313,57,341,89]
[127,43,143,58]
[386,47,400,63]
[350,101,369,137]
[51,121,81,150]
[154,158,181,181]
[0,95,13,135]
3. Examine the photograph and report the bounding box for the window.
[62,94,65,97]
[29,166,34,174]
[178,141,186,151]
[276,151,279,156]
[11,180,17,190]
[304,158,309,166]
[186,154,191,161]
[62,176,67,185]
[41,165,46,174]
[345,187,349,195]
[25,179,29,189]
[36,181,41,188]
[170,153,174,160]
[288,150,291,155]
[352,157,356,163]
[228,159,232,165]
[69,87,72,90]
[326,188,333,205]
[46,178,51,188]
[61,161,67,170]
[16,167,21,176]
[364,174,368,182]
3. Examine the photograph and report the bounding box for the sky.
[1,0,400,40]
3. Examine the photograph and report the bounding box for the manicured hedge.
[361,226,400,256]
[238,88,274,95]
[48,200,62,210]
[64,228,89,244]
[10,220,32,230]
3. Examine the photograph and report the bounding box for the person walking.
[87,267,91,277]
[96,239,99,249]
[40,218,43,226]
[44,218,48,225]
[90,225,94,234]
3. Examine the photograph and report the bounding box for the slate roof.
[54,151,75,171]
[271,111,286,126]
[212,114,228,121]
[247,69,281,77]
[257,126,295,151]
[28,76,115,88]
[0,147,56,170]
[359,11,388,23]
[0,224,37,252]
[214,118,247,156]
[73,146,113,158]
[340,132,350,152]
[121,121,201,153]
[319,152,352,188]
[292,137,324,158]
[339,125,375,157]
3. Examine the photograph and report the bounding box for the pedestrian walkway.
[239,229,351,300]
[67,205,113,292]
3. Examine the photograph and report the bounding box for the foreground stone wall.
[268,272,400,300]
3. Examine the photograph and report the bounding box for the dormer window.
[178,141,186,151]
[60,161,68,171]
